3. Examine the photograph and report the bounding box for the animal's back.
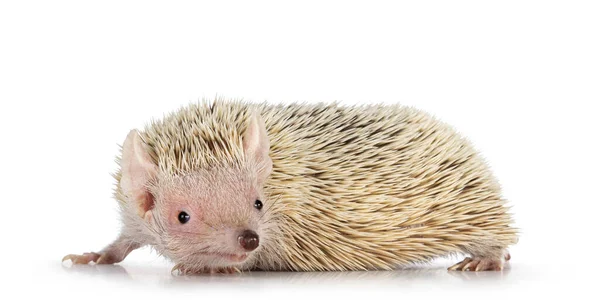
[257,102,517,271]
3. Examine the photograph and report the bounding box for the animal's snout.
[238,230,259,251]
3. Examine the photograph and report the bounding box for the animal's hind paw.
[448,253,510,272]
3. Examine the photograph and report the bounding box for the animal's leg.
[62,235,141,265]
[448,250,511,271]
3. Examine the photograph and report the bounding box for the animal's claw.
[62,252,102,265]
[62,252,118,265]
[448,257,472,271]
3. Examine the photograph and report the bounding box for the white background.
[1,1,599,299]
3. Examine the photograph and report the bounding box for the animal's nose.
[238,230,259,251]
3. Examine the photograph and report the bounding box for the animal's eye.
[254,199,263,210]
[178,211,190,224]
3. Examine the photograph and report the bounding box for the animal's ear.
[120,130,158,220]
[242,112,272,182]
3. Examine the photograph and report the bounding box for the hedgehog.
[63,99,518,274]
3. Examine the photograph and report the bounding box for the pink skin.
[149,166,268,273]
[63,113,273,274]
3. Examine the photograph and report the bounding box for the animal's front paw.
[171,263,241,275]
[62,252,120,265]
[62,252,102,265]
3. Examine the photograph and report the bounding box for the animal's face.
[150,167,270,269]
[118,112,273,272]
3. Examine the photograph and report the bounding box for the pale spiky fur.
[112,99,518,272]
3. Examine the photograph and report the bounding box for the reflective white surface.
[37,257,588,299]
